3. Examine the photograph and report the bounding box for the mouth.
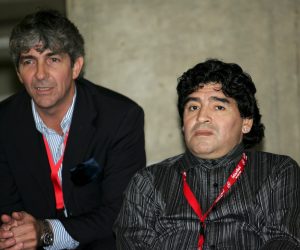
[35,87,51,90]
[34,86,53,93]
[194,129,213,136]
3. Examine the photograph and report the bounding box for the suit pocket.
[69,176,102,215]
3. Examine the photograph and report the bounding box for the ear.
[182,126,185,133]
[72,56,84,79]
[242,118,253,134]
[16,69,24,84]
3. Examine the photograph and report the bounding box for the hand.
[10,212,39,249]
[0,212,39,250]
[0,214,23,250]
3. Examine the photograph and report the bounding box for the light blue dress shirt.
[31,90,79,250]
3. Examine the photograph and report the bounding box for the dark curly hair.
[9,9,85,75]
[177,59,264,148]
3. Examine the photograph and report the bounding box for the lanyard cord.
[182,153,247,250]
[43,132,69,209]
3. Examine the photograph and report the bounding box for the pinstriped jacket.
[114,145,300,249]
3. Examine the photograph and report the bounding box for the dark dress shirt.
[114,145,300,249]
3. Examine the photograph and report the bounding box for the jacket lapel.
[62,82,98,205]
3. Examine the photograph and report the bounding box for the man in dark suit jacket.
[0,10,146,250]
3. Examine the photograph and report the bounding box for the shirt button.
[213,183,218,188]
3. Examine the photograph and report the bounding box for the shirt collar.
[181,143,245,172]
[32,87,77,135]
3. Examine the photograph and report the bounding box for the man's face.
[183,83,253,159]
[17,48,83,115]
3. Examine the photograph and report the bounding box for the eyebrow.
[19,55,35,62]
[19,51,63,62]
[211,96,230,103]
[47,52,60,57]
[184,96,230,105]
[20,51,60,58]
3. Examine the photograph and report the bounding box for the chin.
[190,148,213,158]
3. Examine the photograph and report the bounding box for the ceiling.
[0,0,66,62]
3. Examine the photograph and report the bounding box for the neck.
[187,143,244,170]
[38,110,64,135]
[35,101,73,136]
[35,87,75,135]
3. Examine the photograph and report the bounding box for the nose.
[35,61,48,80]
[196,106,211,123]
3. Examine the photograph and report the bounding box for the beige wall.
[67,0,300,164]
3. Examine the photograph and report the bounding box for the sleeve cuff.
[44,219,79,250]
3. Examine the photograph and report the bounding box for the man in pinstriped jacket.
[114,59,300,249]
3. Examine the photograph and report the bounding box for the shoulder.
[0,90,29,111]
[76,78,143,112]
[147,154,185,173]
[130,154,185,187]
[245,150,300,181]
[246,150,298,168]
[0,90,30,125]
[74,78,144,143]
[123,154,184,200]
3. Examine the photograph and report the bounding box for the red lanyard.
[182,153,247,250]
[43,133,69,209]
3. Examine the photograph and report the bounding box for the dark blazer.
[0,78,146,249]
